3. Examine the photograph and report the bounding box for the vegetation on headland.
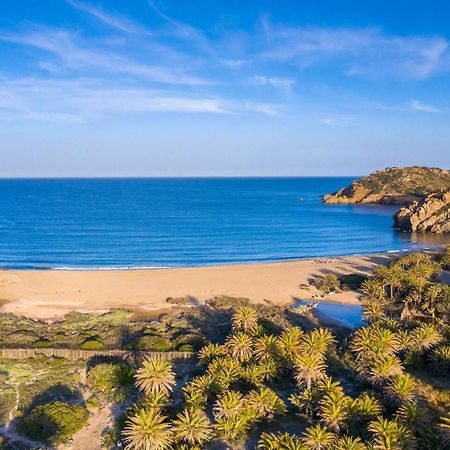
[322,166,450,205]
[322,166,450,233]
[0,248,449,449]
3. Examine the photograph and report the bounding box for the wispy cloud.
[250,75,295,90]
[68,0,149,34]
[1,2,449,127]
[409,99,443,113]
[147,0,214,55]
[0,78,279,121]
[0,28,209,86]
[319,115,354,126]
[260,21,449,79]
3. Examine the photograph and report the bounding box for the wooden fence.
[0,347,193,361]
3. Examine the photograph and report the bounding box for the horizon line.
[0,175,362,180]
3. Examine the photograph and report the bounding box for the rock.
[322,166,450,205]
[393,191,450,234]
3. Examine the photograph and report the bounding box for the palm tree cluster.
[121,250,450,449]
[361,252,449,323]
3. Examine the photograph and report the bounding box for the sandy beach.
[0,253,399,320]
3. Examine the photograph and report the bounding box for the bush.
[87,363,134,400]
[134,334,172,351]
[20,401,88,444]
[174,333,206,351]
[33,338,51,348]
[311,274,341,294]
[80,338,105,350]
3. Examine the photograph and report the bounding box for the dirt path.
[60,404,112,450]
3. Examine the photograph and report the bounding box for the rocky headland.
[394,191,450,234]
[323,166,450,233]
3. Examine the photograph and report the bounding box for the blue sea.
[0,178,448,270]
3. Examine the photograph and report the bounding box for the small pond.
[294,300,365,329]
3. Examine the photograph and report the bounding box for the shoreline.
[0,252,401,320]
[0,245,439,272]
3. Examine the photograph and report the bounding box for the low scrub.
[19,401,88,444]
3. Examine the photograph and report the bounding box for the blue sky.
[0,0,449,176]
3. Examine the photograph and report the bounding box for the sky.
[0,0,449,177]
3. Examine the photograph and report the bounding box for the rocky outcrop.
[394,192,450,234]
[323,167,450,205]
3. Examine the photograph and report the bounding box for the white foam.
[50,265,172,271]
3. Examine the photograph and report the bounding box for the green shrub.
[80,338,105,350]
[176,344,193,352]
[20,401,88,444]
[174,333,206,351]
[134,334,171,351]
[311,274,341,294]
[87,363,134,400]
[33,339,51,348]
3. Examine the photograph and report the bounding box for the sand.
[0,253,398,320]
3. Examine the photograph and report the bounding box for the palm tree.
[385,268,403,300]
[302,423,335,450]
[361,278,386,301]
[430,345,450,372]
[364,355,403,386]
[423,284,445,318]
[172,408,213,447]
[294,353,327,390]
[198,343,226,365]
[439,416,450,447]
[411,323,442,353]
[207,357,242,389]
[215,414,252,444]
[134,355,176,396]
[317,377,343,396]
[368,417,414,450]
[182,382,208,410]
[232,305,258,332]
[258,432,307,449]
[371,327,402,357]
[350,392,381,421]
[277,326,304,367]
[319,390,350,433]
[396,403,427,429]
[123,408,173,450]
[254,335,279,361]
[396,330,413,352]
[351,326,400,362]
[383,374,417,407]
[301,328,335,357]
[246,387,286,421]
[227,332,254,362]
[362,302,385,323]
[332,435,367,450]
[290,388,320,421]
[140,391,170,412]
[213,390,245,420]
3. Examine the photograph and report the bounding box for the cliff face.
[394,192,450,234]
[322,167,450,205]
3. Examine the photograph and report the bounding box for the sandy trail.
[0,253,397,320]
[60,404,112,450]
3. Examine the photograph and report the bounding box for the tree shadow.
[24,383,84,413]
[3,383,85,450]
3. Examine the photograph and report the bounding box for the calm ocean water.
[0,178,448,270]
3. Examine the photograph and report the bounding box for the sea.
[0,177,448,270]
